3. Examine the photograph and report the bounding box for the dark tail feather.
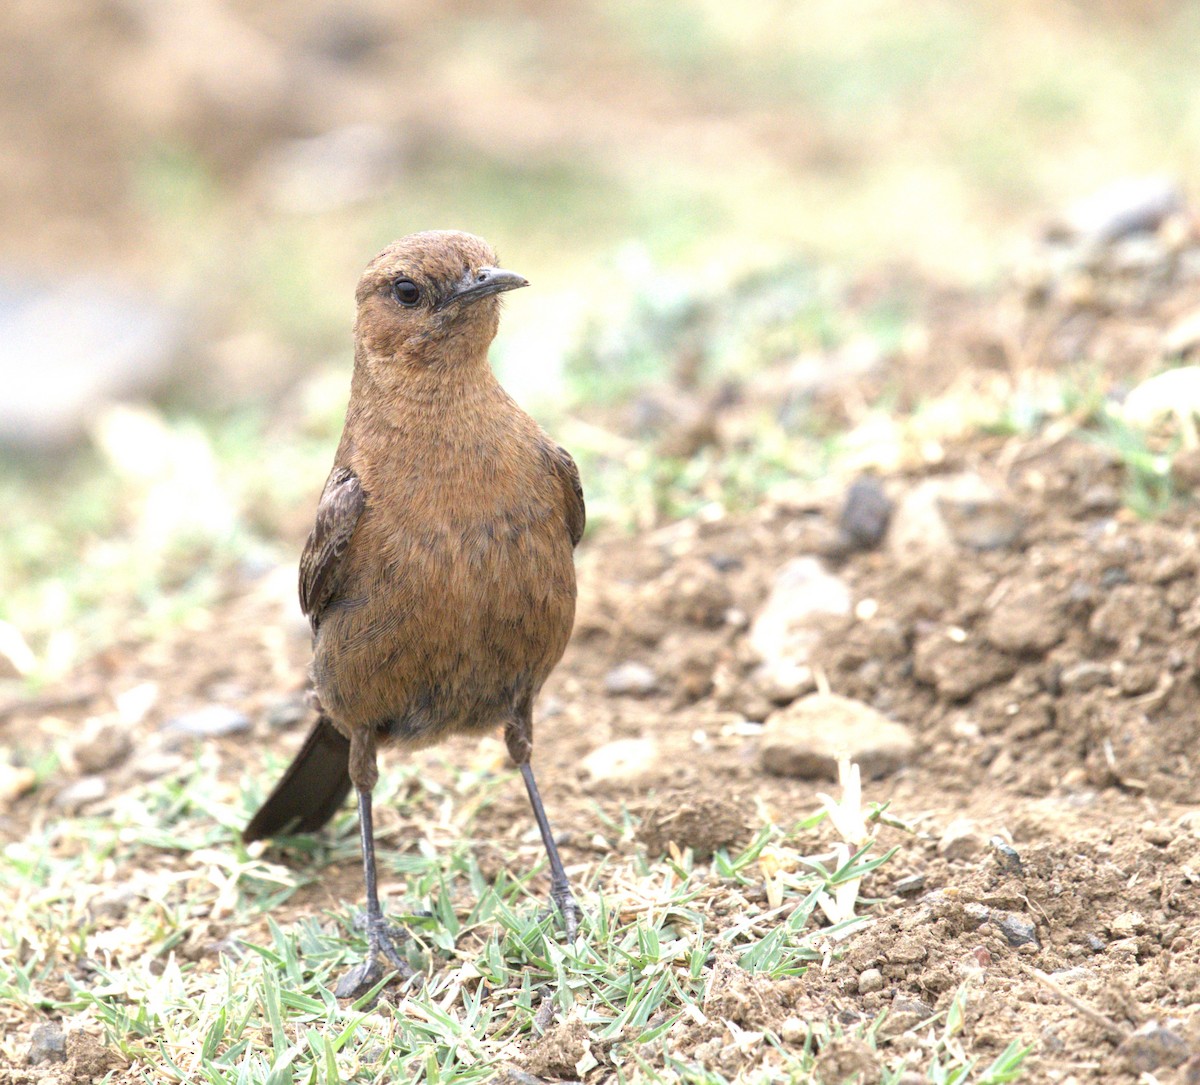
[243,715,353,842]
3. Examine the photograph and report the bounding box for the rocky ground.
[5,183,1200,1083]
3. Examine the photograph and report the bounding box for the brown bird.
[244,231,584,997]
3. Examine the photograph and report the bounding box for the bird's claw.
[335,913,413,999]
[334,958,384,1000]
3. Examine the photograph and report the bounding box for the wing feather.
[298,466,366,629]
[545,443,585,548]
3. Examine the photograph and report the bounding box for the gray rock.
[27,1022,66,1065]
[53,775,108,811]
[1079,484,1120,514]
[1048,176,1184,247]
[934,476,1024,551]
[780,1017,807,1044]
[990,839,1024,876]
[963,903,992,929]
[913,631,1016,701]
[760,693,914,780]
[73,721,133,774]
[889,475,1023,565]
[0,275,181,450]
[996,913,1039,948]
[1118,1022,1190,1074]
[579,739,658,784]
[857,967,884,994]
[893,873,926,896]
[89,885,139,921]
[937,818,986,861]
[984,581,1066,655]
[131,748,189,781]
[264,695,308,730]
[163,705,252,738]
[603,662,659,697]
[837,475,893,552]
[750,660,815,706]
[749,557,851,669]
[892,993,934,1018]
[495,1070,558,1085]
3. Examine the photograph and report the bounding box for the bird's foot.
[334,958,383,1000]
[550,882,580,944]
[334,913,413,999]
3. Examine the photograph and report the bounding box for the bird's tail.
[243,714,353,842]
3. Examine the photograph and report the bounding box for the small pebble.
[496,1070,550,1085]
[264,696,308,730]
[131,749,189,780]
[27,1022,67,1065]
[53,775,108,811]
[579,739,658,784]
[603,662,658,697]
[760,693,914,780]
[749,557,852,668]
[990,838,1024,876]
[1049,175,1183,246]
[780,1016,807,1044]
[1110,911,1146,937]
[837,475,893,552]
[0,762,37,806]
[962,903,991,929]
[1079,484,1120,514]
[74,721,133,774]
[1143,822,1173,846]
[752,661,814,705]
[90,886,138,921]
[937,818,986,861]
[857,968,884,994]
[892,993,934,1018]
[996,913,1039,948]
[163,705,252,738]
[1118,1021,1190,1074]
[893,873,926,896]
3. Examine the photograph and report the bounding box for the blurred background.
[2,0,1200,684]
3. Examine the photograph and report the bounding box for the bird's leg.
[506,714,578,941]
[519,762,579,942]
[335,737,412,999]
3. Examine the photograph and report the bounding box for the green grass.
[0,751,1028,1083]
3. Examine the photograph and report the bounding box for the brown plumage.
[244,231,584,997]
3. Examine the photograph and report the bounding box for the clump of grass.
[0,754,949,1082]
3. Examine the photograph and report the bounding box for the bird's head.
[353,231,528,373]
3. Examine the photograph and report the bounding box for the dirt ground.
[6,208,1200,1083]
[6,3,1200,1082]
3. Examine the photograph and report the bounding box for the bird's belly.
[311,516,574,742]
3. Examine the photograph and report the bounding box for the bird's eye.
[391,278,421,307]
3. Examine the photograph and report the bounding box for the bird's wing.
[298,465,366,627]
[545,442,586,548]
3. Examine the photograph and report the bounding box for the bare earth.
[6,197,1200,1085]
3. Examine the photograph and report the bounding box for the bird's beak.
[438,266,529,310]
